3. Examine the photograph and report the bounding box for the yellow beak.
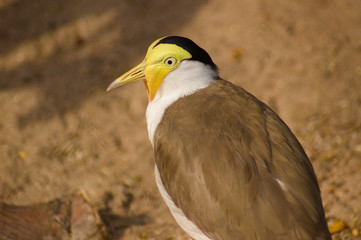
[107,60,164,102]
[107,61,146,92]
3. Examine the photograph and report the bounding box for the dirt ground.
[0,0,361,239]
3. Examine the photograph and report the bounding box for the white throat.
[146,60,217,145]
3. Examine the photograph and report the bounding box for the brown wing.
[154,80,331,240]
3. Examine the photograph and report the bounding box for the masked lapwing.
[107,36,331,240]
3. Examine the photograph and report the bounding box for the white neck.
[146,60,217,145]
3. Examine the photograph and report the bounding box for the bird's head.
[107,36,217,101]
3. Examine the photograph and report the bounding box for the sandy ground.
[0,0,361,239]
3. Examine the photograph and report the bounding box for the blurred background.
[0,0,360,239]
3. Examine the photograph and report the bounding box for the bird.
[107,36,331,240]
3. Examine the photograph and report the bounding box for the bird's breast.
[146,61,217,145]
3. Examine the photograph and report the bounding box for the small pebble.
[230,48,244,60]
[352,228,359,237]
[330,220,348,234]
[18,151,27,160]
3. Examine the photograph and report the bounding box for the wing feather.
[154,80,330,240]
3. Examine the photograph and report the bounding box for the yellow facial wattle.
[107,37,192,101]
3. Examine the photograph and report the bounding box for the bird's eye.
[164,57,177,67]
